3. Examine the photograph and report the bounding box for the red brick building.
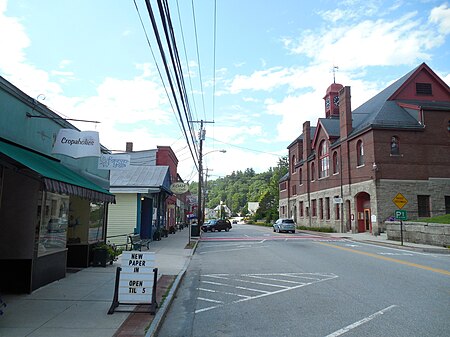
[279,63,450,234]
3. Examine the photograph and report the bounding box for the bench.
[128,234,151,251]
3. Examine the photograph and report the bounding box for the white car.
[273,218,296,233]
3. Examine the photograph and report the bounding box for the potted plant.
[92,242,119,267]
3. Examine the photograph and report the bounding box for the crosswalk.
[195,272,338,313]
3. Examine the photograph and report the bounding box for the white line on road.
[197,287,250,298]
[235,286,270,293]
[324,305,397,337]
[244,274,306,285]
[198,297,223,303]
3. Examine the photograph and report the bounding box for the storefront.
[0,139,115,293]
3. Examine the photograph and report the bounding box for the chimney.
[126,142,133,152]
[303,121,311,158]
[339,86,352,139]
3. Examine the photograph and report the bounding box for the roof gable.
[388,63,450,101]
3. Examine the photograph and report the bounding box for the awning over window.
[0,139,115,203]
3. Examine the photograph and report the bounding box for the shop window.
[417,195,430,217]
[357,140,364,166]
[37,192,70,256]
[88,202,105,243]
[332,151,339,174]
[390,136,400,155]
[319,140,329,178]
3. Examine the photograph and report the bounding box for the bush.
[297,226,335,233]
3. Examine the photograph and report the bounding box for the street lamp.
[197,149,226,232]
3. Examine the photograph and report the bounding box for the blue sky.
[1,0,449,181]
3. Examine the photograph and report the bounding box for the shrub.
[297,226,335,233]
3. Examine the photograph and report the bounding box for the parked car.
[201,220,213,232]
[273,218,296,233]
[210,219,232,232]
[232,219,238,224]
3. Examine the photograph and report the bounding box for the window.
[319,140,329,178]
[332,151,339,174]
[312,199,317,217]
[280,181,287,191]
[390,136,400,155]
[291,155,296,173]
[37,192,70,256]
[292,184,297,196]
[417,195,430,217]
[445,196,450,214]
[416,83,432,95]
[311,162,315,181]
[325,197,330,220]
[319,198,323,219]
[299,168,303,185]
[299,201,304,217]
[335,203,340,220]
[357,140,364,166]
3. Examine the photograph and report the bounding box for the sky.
[1,0,449,182]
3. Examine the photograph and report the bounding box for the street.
[158,224,450,337]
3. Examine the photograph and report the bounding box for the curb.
[145,240,198,337]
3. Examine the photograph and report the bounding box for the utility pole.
[189,119,214,232]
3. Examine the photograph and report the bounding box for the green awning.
[0,139,115,203]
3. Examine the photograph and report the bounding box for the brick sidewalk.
[113,275,176,337]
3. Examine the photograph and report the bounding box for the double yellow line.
[318,242,450,276]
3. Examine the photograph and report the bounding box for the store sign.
[170,182,189,194]
[52,129,100,158]
[118,251,155,304]
[98,154,130,170]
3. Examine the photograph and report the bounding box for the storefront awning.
[0,139,115,203]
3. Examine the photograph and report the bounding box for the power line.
[142,0,198,170]
[207,136,284,157]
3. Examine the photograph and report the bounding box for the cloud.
[228,67,292,93]
[429,3,450,34]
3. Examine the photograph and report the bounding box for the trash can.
[191,223,200,237]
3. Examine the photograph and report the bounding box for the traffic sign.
[392,193,408,209]
[394,210,407,220]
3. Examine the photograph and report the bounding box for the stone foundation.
[386,221,450,247]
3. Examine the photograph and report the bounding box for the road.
[157,223,450,337]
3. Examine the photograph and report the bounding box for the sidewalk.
[0,227,196,337]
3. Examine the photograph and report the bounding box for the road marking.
[198,288,250,298]
[324,305,397,337]
[318,242,450,276]
[378,252,413,256]
[195,273,338,314]
[245,275,305,285]
[198,297,223,304]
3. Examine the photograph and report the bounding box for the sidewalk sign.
[108,251,158,315]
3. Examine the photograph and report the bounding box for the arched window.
[311,162,315,181]
[390,136,400,155]
[319,140,329,178]
[333,151,339,174]
[291,155,296,173]
[357,140,364,166]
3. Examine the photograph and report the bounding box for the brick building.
[279,63,450,234]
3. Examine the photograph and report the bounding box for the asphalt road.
[157,224,450,337]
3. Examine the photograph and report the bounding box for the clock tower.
[323,82,343,118]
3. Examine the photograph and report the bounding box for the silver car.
[273,218,296,233]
